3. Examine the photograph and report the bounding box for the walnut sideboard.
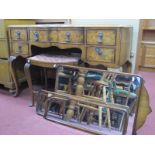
[8,24,133,96]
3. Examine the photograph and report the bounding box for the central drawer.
[86,46,115,63]
[58,28,84,44]
[86,29,116,45]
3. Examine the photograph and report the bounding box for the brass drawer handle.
[65,32,71,42]
[97,32,103,43]
[16,31,21,40]
[95,47,103,55]
[34,32,39,41]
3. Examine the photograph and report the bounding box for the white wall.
[71,19,140,73]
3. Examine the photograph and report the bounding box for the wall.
[71,19,140,73]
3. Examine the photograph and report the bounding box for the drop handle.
[65,32,71,42]
[95,47,103,55]
[16,31,21,40]
[97,32,103,43]
[34,32,39,41]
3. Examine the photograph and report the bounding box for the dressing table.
[8,24,133,96]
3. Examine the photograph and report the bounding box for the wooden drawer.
[0,59,11,83]
[11,28,27,41]
[11,42,29,56]
[58,28,84,44]
[86,46,115,63]
[86,29,116,45]
[30,29,49,42]
[30,28,58,42]
[49,29,58,42]
[0,39,9,58]
[141,45,155,67]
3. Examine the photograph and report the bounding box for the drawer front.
[11,28,27,41]
[0,29,6,38]
[11,42,29,56]
[58,29,84,44]
[0,40,9,58]
[86,29,116,45]
[30,30,49,42]
[87,47,115,63]
[142,46,155,67]
[0,20,6,38]
[49,30,58,42]
[0,59,11,82]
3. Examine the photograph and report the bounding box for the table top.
[8,24,133,28]
[27,54,80,68]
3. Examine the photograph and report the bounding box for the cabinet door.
[11,28,27,41]
[141,45,155,68]
[0,39,9,58]
[58,28,84,44]
[87,46,115,63]
[0,59,11,83]
[86,29,116,45]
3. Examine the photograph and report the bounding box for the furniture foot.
[9,89,17,96]
[9,56,26,96]
[24,62,35,106]
[122,60,132,73]
[9,56,19,97]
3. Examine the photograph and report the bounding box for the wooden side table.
[24,54,80,106]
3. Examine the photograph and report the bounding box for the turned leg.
[65,69,85,120]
